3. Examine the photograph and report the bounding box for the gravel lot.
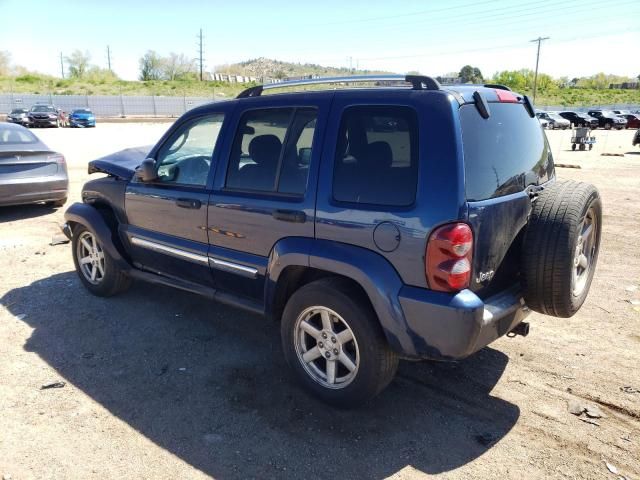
[1,123,639,480]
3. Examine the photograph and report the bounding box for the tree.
[163,52,195,80]
[139,51,164,81]
[459,65,483,83]
[0,51,11,76]
[66,50,91,79]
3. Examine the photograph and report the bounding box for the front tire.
[72,225,131,297]
[281,278,398,408]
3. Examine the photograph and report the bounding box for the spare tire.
[522,180,602,317]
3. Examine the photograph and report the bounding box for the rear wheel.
[72,225,131,297]
[604,122,612,130]
[522,181,602,317]
[281,278,398,408]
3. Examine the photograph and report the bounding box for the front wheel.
[72,225,131,296]
[604,122,612,130]
[281,278,398,408]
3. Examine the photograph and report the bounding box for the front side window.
[225,107,317,195]
[332,106,419,207]
[155,113,224,186]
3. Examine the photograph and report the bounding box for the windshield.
[72,109,92,114]
[0,126,39,144]
[31,105,55,113]
[10,109,28,114]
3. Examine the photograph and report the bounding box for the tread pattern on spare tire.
[522,180,601,318]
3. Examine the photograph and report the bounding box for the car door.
[207,94,330,301]
[123,112,226,286]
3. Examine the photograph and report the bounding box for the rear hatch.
[460,92,555,298]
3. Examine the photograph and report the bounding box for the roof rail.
[236,74,441,98]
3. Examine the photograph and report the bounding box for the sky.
[1,0,638,81]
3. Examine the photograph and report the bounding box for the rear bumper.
[0,176,68,206]
[398,284,530,360]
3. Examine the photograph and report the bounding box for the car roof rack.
[236,74,441,98]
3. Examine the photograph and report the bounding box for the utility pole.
[59,52,65,79]
[348,56,353,73]
[198,28,204,81]
[107,45,112,72]
[530,36,549,105]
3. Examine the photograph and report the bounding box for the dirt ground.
[1,124,639,480]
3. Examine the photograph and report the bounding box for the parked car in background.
[536,111,570,129]
[6,108,31,127]
[63,75,602,407]
[612,110,631,115]
[0,123,68,207]
[68,108,96,128]
[27,104,67,128]
[587,110,627,130]
[617,113,640,129]
[538,117,549,129]
[633,129,640,147]
[558,111,599,128]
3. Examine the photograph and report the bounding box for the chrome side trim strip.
[130,237,209,265]
[208,257,258,279]
[129,237,259,278]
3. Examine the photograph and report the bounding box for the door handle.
[175,198,201,209]
[272,209,306,223]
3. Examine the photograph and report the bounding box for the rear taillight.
[47,154,65,166]
[425,223,473,292]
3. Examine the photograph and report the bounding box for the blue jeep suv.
[64,75,602,407]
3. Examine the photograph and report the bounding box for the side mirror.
[135,158,158,182]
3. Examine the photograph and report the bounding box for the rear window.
[0,127,38,144]
[460,103,553,201]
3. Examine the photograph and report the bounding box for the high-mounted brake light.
[495,89,519,103]
[425,223,473,292]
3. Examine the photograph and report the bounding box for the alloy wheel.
[76,231,106,285]
[293,306,360,389]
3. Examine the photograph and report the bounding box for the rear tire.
[522,181,602,317]
[281,278,398,408]
[604,122,612,130]
[72,224,131,297]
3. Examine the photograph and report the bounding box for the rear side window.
[333,106,418,207]
[225,107,317,195]
[461,103,553,201]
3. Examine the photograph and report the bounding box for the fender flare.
[63,202,131,271]
[265,237,417,356]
